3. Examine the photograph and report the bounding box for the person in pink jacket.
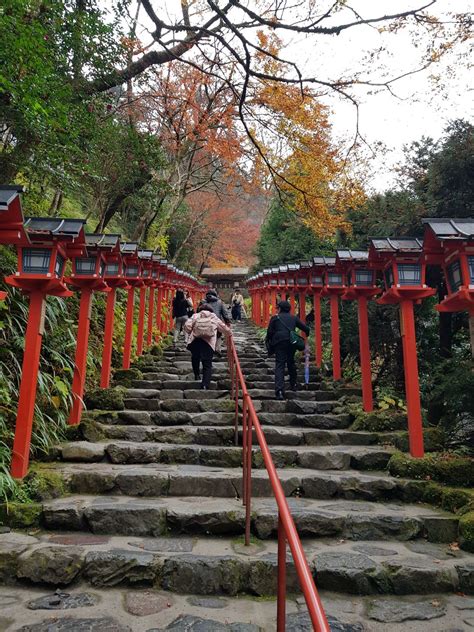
[184,303,232,389]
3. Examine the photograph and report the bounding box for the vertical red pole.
[123,287,135,369]
[68,288,93,426]
[11,291,45,479]
[299,291,306,322]
[358,296,373,412]
[330,294,341,380]
[270,288,277,317]
[277,512,287,632]
[146,286,155,348]
[289,291,295,314]
[136,286,147,356]
[400,299,425,458]
[101,287,116,388]
[256,291,262,325]
[156,287,163,338]
[314,292,322,368]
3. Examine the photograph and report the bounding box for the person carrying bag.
[184,303,231,390]
[265,300,309,399]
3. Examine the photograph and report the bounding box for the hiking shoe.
[276,390,284,400]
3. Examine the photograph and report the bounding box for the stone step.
[45,462,414,501]
[58,440,393,471]
[125,388,230,401]
[2,531,472,596]
[91,422,394,447]
[134,379,220,390]
[41,495,458,543]
[122,398,236,413]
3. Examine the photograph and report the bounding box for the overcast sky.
[131,0,473,192]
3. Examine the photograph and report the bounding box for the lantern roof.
[271,267,279,274]
[152,253,163,262]
[24,217,85,241]
[422,218,474,240]
[263,268,272,275]
[370,237,423,253]
[299,260,312,268]
[138,249,154,260]
[336,249,369,263]
[279,264,288,272]
[288,263,300,271]
[120,242,138,255]
[160,258,168,265]
[85,233,120,250]
[0,185,24,209]
[313,256,336,266]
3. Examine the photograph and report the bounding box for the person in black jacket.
[266,300,310,400]
[172,289,190,344]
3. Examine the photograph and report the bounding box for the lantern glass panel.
[278,277,286,285]
[105,262,119,276]
[143,269,151,278]
[311,275,323,285]
[75,257,96,275]
[384,266,394,289]
[447,260,462,292]
[99,260,105,277]
[270,279,278,285]
[398,263,421,286]
[152,269,158,278]
[355,269,374,286]
[468,256,474,283]
[327,272,343,285]
[297,277,308,285]
[346,272,353,286]
[287,278,295,285]
[159,272,166,281]
[22,248,51,274]
[125,265,139,277]
[55,253,65,277]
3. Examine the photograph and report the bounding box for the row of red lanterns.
[248,220,474,459]
[0,185,205,478]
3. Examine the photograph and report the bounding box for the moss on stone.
[0,502,42,528]
[84,387,124,411]
[112,368,143,387]
[80,417,106,442]
[459,512,474,552]
[388,451,474,488]
[391,427,445,452]
[352,410,407,432]
[26,467,67,501]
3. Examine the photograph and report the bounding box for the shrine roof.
[422,218,474,239]
[24,217,85,239]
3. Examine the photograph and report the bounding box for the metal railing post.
[242,394,248,507]
[245,396,252,546]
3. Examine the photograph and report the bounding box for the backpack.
[277,315,306,351]
[192,311,218,339]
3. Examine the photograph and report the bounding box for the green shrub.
[459,512,474,552]
[391,427,445,452]
[388,451,474,488]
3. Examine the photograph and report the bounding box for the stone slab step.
[125,388,229,401]
[41,495,459,543]
[1,531,472,596]
[122,398,236,413]
[44,462,414,501]
[92,422,394,448]
[58,440,393,471]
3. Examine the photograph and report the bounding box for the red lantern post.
[321,257,345,380]
[136,250,154,356]
[297,261,312,326]
[100,239,128,388]
[423,218,474,358]
[121,243,142,369]
[0,185,26,300]
[369,237,435,458]
[338,250,380,412]
[5,216,86,478]
[67,234,114,425]
[310,258,325,368]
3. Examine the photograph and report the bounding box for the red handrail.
[226,334,330,632]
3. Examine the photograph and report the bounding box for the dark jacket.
[205,293,231,323]
[172,297,189,318]
[266,313,310,348]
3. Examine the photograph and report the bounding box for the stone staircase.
[1,322,473,631]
